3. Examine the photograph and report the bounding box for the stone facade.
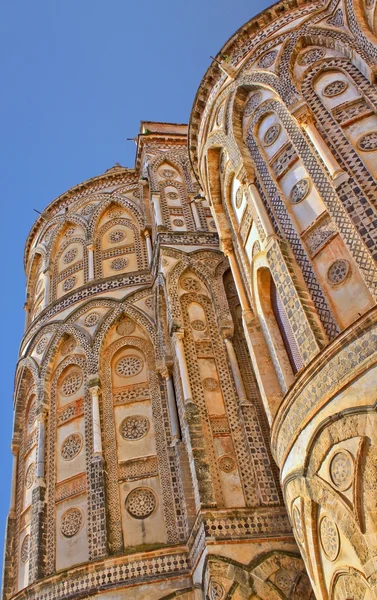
[3,0,377,598]
[190,0,377,597]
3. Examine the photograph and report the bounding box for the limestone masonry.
[3,0,377,598]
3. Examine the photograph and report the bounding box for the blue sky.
[0,0,270,571]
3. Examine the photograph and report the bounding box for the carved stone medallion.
[218,455,236,473]
[319,516,340,561]
[60,370,83,396]
[203,377,220,391]
[357,132,377,151]
[210,581,224,600]
[120,415,150,440]
[293,504,304,542]
[116,318,136,336]
[60,508,83,538]
[263,124,281,146]
[108,230,126,243]
[290,178,311,204]
[322,80,348,97]
[125,488,156,519]
[111,257,128,271]
[116,356,143,377]
[84,312,100,327]
[191,319,206,331]
[327,259,350,285]
[61,433,83,460]
[330,450,354,491]
[257,49,278,68]
[25,463,36,489]
[298,48,326,66]
[63,248,77,264]
[63,276,76,292]
[21,535,30,563]
[181,277,201,291]
[172,218,184,227]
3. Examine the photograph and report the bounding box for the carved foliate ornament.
[319,516,340,561]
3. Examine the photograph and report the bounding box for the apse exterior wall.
[190,0,377,598]
[2,122,312,600]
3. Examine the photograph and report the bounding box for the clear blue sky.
[0,0,270,573]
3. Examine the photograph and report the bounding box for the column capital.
[11,442,20,456]
[290,100,313,126]
[88,378,101,394]
[143,228,151,238]
[87,242,94,251]
[172,326,185,341]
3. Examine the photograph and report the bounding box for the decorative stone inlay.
[244,91,262,117]
[327,259,350,285]
[116,355,143,377]
[111,257,128,271]
[125,488,156,519]
[235,187,243,208]
[28,403,36,427]
[263,124,281,146]
[80,203,95,216]
[60,370,83,397]
[20,535,30,563]
[319,516,340,561]
[161,169,177,179]
[63,276,76,292]
[357,132,377,151]
[211,581,224,599]
[330,450,354,491]
[64,227,76,238]
[63,248,78,264]
[191,319,206,331]
[145,296,154,310]
[172,218,185,227]
[203,377,220,391]
[25,462,36,489]
[275,569,294,592]
[258,49,278,68]
[60,508,83,538]
[298,47,326,66]
[116,318,136,336]
[218,455,236,473]
[181,277,201,291]
[290,178,311,204]
[107,208,123,219]
[84,312,100,327]
[120,415,150,440]
[166,191,179,200]
[252,241,261,256]
[108,230,126,244]
[61,433,83,460]
[61,337,76,356]
[36,336,48,354]
[322,80,348,97]
[293,505,304,542]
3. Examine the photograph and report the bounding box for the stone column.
[224,337,248,405]
[36,410,47,479]
[296,106,346,185]
[24,301,30,331]
[43,268,50,309]
[161,367,180,443]
[29,408,48,583]
[87,381,108,559]
[191,199,202,230]
[221,238,253,320]
[152,193,164,229]
[172,328,193,404]
[89,384,102,455]
[9,444,19,514]
[87,243,94,281]
[144,229,153,265]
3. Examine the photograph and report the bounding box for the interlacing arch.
[148,152,194,192]
[87,193,146,237]
[330,568,372,599]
